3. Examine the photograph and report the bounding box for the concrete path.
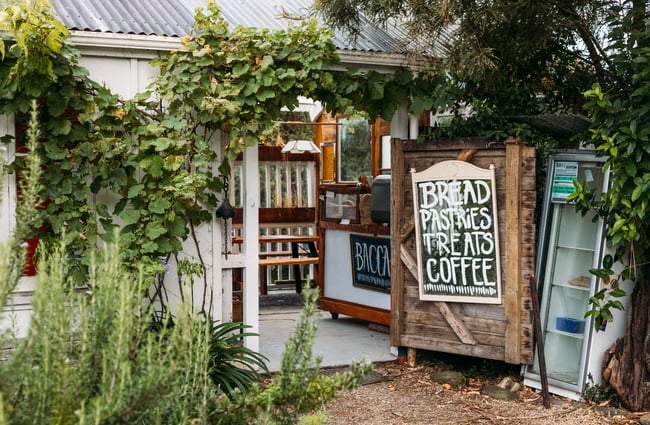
[259,306,396,372]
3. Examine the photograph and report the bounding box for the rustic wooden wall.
[390,138,536,365]
[315,111,338,144]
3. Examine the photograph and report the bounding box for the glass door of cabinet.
[528,153,609,391]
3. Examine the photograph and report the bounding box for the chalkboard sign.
[411,160,502,304]
[349,234,391,293]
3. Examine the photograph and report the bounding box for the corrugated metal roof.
[52,0,198,37]
[215,0,404,52]
[51,0,409,53]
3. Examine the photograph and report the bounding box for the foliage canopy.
[316,0,650,306]
[0,0,407,291]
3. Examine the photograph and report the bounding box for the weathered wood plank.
[390,138,406,346]
[406,310,506,334]
[400,247,478,345]
[404,287,508,321]
[399,245,419,281]
[258,257,319,266]
[402,318,506,346]
[433,301,478,345]
[404,323,506,347]
[402,334,506,362]
[504,138,523,364]
[400,221,415,244]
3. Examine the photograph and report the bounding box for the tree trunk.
[601,278,650,411]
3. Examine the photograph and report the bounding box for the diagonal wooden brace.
[400,246,478,345]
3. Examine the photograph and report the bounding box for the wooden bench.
[233,234,320,294]
[258,256,319,294]
[259,257,320,267]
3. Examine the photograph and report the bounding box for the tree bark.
[601,278,650,411]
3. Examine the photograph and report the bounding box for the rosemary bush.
[0,240,218,424]
[0,254,369,424]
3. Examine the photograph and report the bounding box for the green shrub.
[0,240,217,424]
[0,73,368,425]
[212,287,371,425]
[207,320,269,395]
[0,249,369,424]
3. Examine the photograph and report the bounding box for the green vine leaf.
[127,184,145,199]
[166,217,186,238]
[145,222,167,240]
[149,198,171,215]
[139,156,164,178]
[119,209,141,225]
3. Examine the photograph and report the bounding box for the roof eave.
[69,30,181,58]
[336,50,427,72]
[69,30,428,71]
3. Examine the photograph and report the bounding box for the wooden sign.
[411,160,502,303]
[349,234,391,293]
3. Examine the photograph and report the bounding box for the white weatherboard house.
[0,0,427,351]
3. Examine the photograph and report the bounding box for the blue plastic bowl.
[556,317,585,334]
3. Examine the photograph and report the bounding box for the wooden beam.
[407,347,417,367]
[273,120,341,125]
[400,221,415,244]
[319,297,390,326]
[232,207,315,225]
[241,144,260,352]
[235,145,318,161]
[390,138,405,347]
[504,137,523,363]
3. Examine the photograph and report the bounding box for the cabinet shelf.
[556,245,595,253]
[546,328,585,340]
[548,371,579,385]
[550,282,590,292]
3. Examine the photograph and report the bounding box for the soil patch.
[319,357,642,424]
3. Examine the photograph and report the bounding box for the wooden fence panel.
[390,138,535,365]
[232,146,318,288]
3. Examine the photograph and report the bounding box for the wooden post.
[407,347,417,367]
[242,144,260,352]
[529,274,551,408]
[504,137,523,364]
[390,138,405,347]
[0,114,15,244]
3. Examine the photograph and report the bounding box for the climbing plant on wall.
[1,1,418,299]
[2,0,467,297]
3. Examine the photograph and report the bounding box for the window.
[337,117,371,182]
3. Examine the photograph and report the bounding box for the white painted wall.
[0,39,230,333]
[0,114,15,244]
[77,50,229,323]
[323,229,391,310]
[78,56,159,99]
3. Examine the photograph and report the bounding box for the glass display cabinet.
[524,151,629,399]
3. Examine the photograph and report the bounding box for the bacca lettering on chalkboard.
[411,161,502,304]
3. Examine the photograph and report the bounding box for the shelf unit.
[526,153,608,396]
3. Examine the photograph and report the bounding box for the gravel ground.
[319,360,640,425]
